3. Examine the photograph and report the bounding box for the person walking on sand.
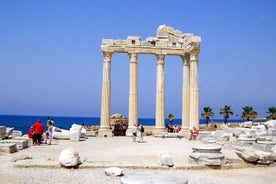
[32,120,44,146]
[132,124,137,142]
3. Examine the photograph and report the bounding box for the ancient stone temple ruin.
[99,25,201,137]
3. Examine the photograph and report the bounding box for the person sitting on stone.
[189,127,199,140]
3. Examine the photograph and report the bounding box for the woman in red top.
[32,120,44,146]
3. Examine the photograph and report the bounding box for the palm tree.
[168,113,175,124]
[219,105,234,124]
[201,107,214,127]
[241,106,258,121]
[266,106,276,120]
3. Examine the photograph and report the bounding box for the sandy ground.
[0,136,276,184]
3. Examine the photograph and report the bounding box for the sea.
[0,115,243,135]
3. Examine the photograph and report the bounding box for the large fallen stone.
[0,139,28,150]
[264,120,276,129]
[10,130,22,139]
[158,151,174,167]
[53,127,71,140]
[0,143,17,153]
[70,124,82,141]
[0,126,6,139]
[253,141,276,151]
[5,127,14,138]
[121,173,188,184]
[235,149,275,165]
[104,167,123,176]
[254,150,275,165]
[235,150,259,163]
[58,148,82,168]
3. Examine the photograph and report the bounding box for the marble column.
[181,55,190,131]
[99,52,113,137]
[155,54,166,132]
[126,53,138,136]
[189,49,200,129]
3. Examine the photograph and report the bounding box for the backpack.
[140,126,144,133]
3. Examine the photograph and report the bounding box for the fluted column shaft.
[99,52,113,137]
[127,53,138,134]
[155,54,165,132]
[181,55,190,130]
[189,50,200,129]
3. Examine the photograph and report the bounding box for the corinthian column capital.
[190,49,200,62]
[155,54,165,65]
[103,52,113,62]
[181,55,190,66]
[128,53,138,63]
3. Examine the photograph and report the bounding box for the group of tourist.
[28,117,55,146]
[132,123,145,143]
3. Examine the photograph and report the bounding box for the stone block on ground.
[5,127,14,138]
[85,131,96,137]
[235,149,275,165]
[10,130,22,138]
[253,141,276,151]
[0,143,17,153]
[104,167,123,176]
[58,148,82,168]
[15,136,32,147]
[0,126,6,139]
[1,139,28,150]
[158,151,174,167]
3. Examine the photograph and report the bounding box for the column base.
[98,127,113,137]
[153,127,166,134]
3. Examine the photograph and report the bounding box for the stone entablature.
[101,25,200,55]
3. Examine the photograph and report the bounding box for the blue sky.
[0,0,275,119]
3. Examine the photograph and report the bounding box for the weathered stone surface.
[235,149,275,165]
[53,127,71,140]
[85,131,96,137]
[104,167,123,176]
[10,130,22,138]
[0,126,6,139]
[264,120,276,129]
[189,144,225,165]
[5,127,14,138]
[0,143,17,153]
[235,150,259,163]
[253,141,276,151]
[191,144,222,153]
[236,137,256,145]
[1,139,28,150]
[158,151,174,167]
[58,148,82,168]
[70,124,82,141]
[121,173,188,184]
[254,150,275,165]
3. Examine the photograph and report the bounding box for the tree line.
[201,106,276,127]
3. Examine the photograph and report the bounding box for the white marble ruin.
[197,120,276,165]
[189,144,226,165]
[58,148,82,168]
[99,25,201,137]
